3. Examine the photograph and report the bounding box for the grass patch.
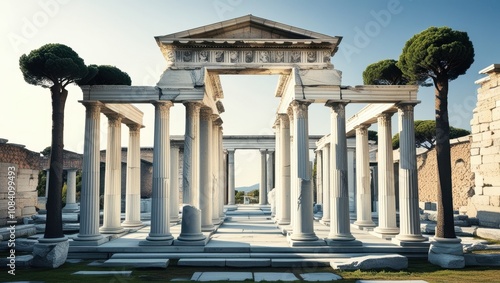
[0,258,499,282]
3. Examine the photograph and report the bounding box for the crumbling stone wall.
[0,141,41,225]
[468,64,500,228]
[417,137,474,210]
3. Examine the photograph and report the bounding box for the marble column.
[44,169,50,198]
[278,114,291,225]
[170,146,180,223]
[212,117,222,224]
[316,150,323,205]
[62,169,78,212]
[353,125,376,228]
[373,113,399,237]
[288,107,296,227]
[218,127,225,217]
[183,102,201,207]
[320,144,331,224]
[141,101,174,245]
[122,124,143,228]
[73,102,104,244]
[227,149,236,205]
[326,101,359,244]
[347,149,356,212]
[259,149,268,205]
[289,100,318,242]
[199,107,214,231]
[100,114,124,234]
[394,103,426,244]
[274,119,282,221]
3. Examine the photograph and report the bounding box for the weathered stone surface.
[330,254,408,270]
[464,254,500,266]
[0,238,38,252]
[476,228,500,241]
[0,224,37,240]
[300,272,342,281]
[0,254,33,267]
[428,239,465,269]
[32,240,69,268]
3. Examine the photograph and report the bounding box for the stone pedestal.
[122,124,143,228]
[73,102,105,245]
[428,237,465,269]
[32,237,69,268]
[141,101,174,246]
[393,103,426,244]
[175,205,207,245]
[326,101,360,245]
[373,113,399,238]
[353,125,375,229]
[62,169,79,213]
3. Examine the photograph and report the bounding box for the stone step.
[177,257,358,267]
[102,258,169,268]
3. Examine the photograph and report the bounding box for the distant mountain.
[235,183,259,193]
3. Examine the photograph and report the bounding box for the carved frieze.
[164,45,332,66]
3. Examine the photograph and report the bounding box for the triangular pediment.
[155,14,341,44]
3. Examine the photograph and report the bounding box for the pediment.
[155,14,341,44]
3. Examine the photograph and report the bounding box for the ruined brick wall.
[0,142,41,225]
[417,137,474,210]
[468,64,500,228]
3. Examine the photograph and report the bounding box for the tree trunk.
[434,76,456,239]
[45,85,67,239]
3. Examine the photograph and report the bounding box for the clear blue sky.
[1,0,499,186]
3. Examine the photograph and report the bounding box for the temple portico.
[75,15,425,248]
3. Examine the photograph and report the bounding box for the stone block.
[330,254,408,271]
[471,133,482,142]
[491,120,500,130]
[193,272,253,282]
[300,273,342,281]
[478,110,492,123]
[178,258,225,267]
[470,155,482,166]
[0,254,33,268]
[32,240,69,268]
[481,138,493,147]
[254,272,299,282]
[226,258,271,267]
[471,195,490,206]
[470,147,480,156]
[464,254,500,266]
[483,187,500,196]
[490,196,500,207]
[492,107,500,121]
[22,206,37,216]
[480,123,491,132]
[476,228,500,241]
[428,239,465,269]
[102,258,169,268]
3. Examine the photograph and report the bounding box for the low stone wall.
[0,141,41,225]
[416,137,474,210]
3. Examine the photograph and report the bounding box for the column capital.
[200,107,213,120]
[325,99,350,108]
[214,117,223,126]
[105,113,123,126]
[126,123,142,132]
[153,100,174,111]
[279,113,290,127]
[82,101,102,119]
[183,101,203,108]
[287,106,294,121]
[290,100,312,118]
[226,148,235,153]
[355,124,370,135]
[259,149,268,154]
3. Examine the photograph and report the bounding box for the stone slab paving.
[102,258,169,268]
[226,258,271,267]
[356,281,428,283]
[301,272,343,281]
[178,258,226,267]
[254,272,298,282]
[192,271,253,281]
[72,271,132,276]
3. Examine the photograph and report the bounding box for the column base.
[121,220,144,228]
[202,224,215,232]
[71,234,108,246]
[370,227,400,239]
[62,203,80,213]
[352,220,376,230]
[392,235,429,247]
[428,237,465,269]
[174,236,210,246]
[319,219,330,226]
[325,238,362,246]
[140,234,174,246]
[277,219,290,226]
[326,233,356,242]
[38,236,68,244]
[289,232,319,242]
[99,226,125,234]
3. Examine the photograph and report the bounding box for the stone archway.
[76,15,422,248]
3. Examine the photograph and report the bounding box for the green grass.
[1,259,500,283]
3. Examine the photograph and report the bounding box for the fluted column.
[267,150,274,195]
[394,103,426,244]
[374,113,399,237]
[73,102,104,244]
[100,114,124,234]
[353,125,376,228]
[170,146,180,223]
[316,150,323,205]
[290,100,318,242]
[212,117,222,224]
[62,169,79,212]
[227,149,236,205]
[183,102,201,207]
[218,127,225,217]
[278,114,291,225]
[274,119,282,221]
[200,107,214,231]
[326,101,359,244]
[259,149,268,205]
[320,144,331,224]
[44,169,50,198]
[122,124,143,227]
[288,107,296,227]
[142,101,174,245]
